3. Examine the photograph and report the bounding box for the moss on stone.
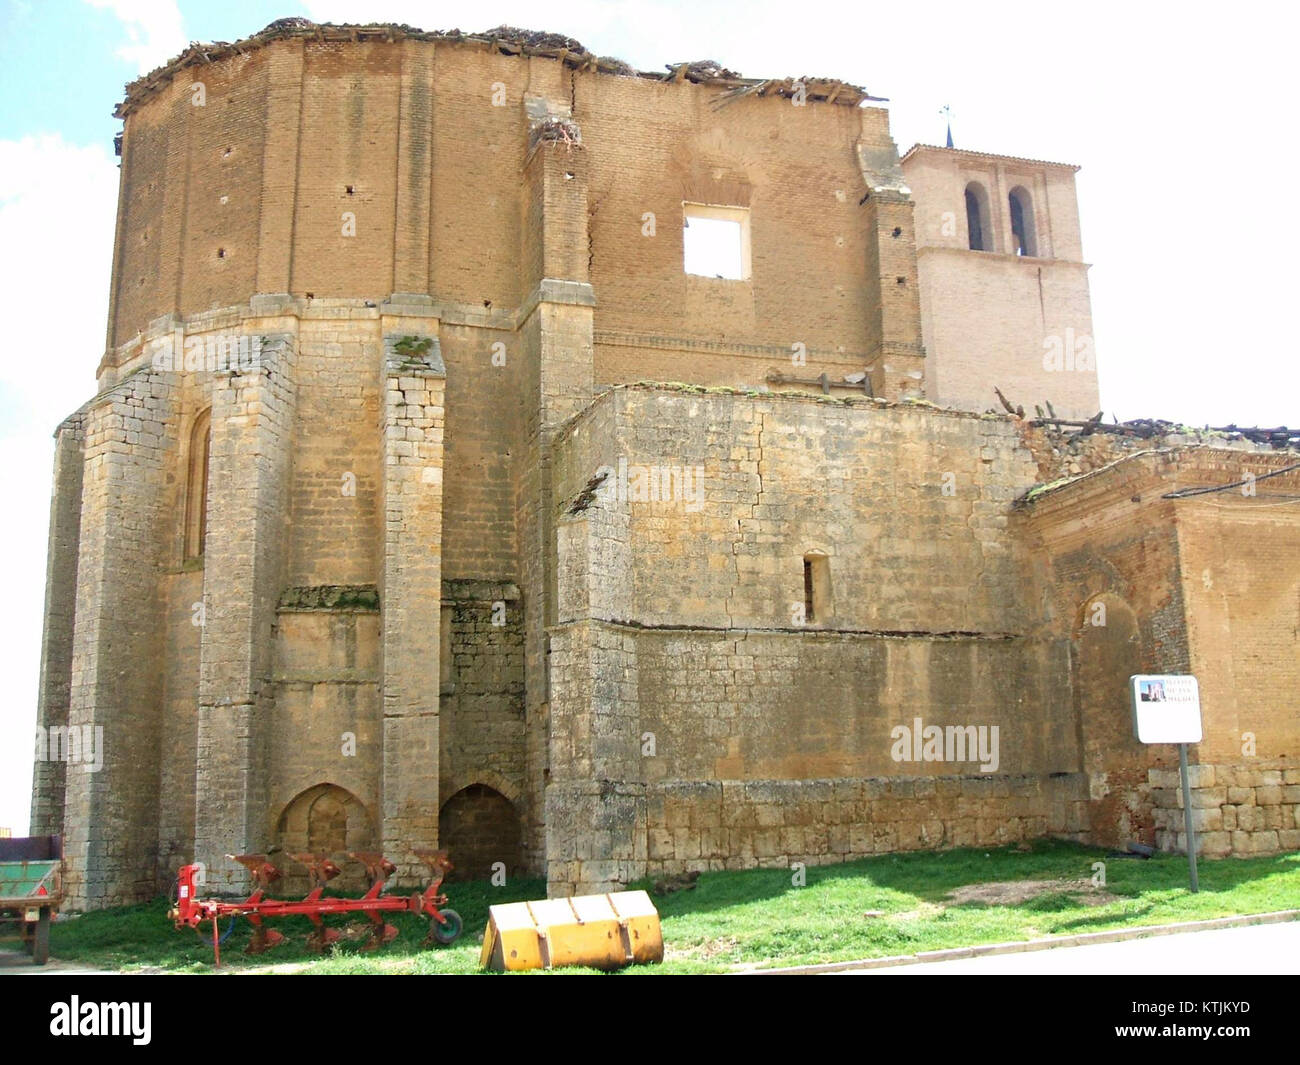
[278,584,381,611]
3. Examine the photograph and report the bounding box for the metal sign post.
[1177,741,1199,893]
[1131,674,1203,894]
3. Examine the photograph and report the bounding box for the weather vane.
[940,104,954,148]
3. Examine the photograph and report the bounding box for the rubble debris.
[1034,416,1299,449]
[116,22,880,118]
[711,75,879,110]
[996,386,1298,450]
[278,585,380,611]
[993,386,1024,419]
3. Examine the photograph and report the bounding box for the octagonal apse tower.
[35,21,928,907]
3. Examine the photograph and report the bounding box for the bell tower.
[901,144,1100,419]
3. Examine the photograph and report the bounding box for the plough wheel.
[428,909,463,945]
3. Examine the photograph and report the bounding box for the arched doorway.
[438,785,522,882]
[1073,595,1150,846]
[276,783,376,892]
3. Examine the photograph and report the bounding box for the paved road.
[845,919,1300,975]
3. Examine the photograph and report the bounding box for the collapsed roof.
[115,20,883,118]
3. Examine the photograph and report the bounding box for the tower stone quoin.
[33,21,1300,907]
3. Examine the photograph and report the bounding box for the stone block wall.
[63,371,176,907]
[439,579,526,809]
[1150,765,1300,857]
[270,588,382,855]
[641,775,1090,879]
[546,772,1093,897]
[1024,448,1300,854]
[193,332,297,894]
[553,386,1045,635]
[378,330,446,881]
[545,385,1089,894]
[30,411,86,840]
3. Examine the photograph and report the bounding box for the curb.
[745,909,1300,975]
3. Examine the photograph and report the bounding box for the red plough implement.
[170,850,462,966]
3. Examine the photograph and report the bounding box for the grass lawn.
[29,840,1300,974]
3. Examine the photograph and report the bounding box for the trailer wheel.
[32,906,51,965]
[430,909,462,945]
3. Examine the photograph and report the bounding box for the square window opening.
[683,203,751,280]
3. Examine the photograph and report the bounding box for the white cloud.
[83,0,188,75]
[0,134,118,833]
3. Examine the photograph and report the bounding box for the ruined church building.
[33,22,1299,908]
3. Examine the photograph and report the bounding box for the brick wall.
[1024,448,1300,857]
[103,33,924,405]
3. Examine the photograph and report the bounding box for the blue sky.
[0,1,283,143]
[0,0,1297,832]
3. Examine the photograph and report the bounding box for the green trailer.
[0,836,62,965]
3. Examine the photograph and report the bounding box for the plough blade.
[245,922,287,955]
[306,924,342,952]
[289,852,342,889]
[289,853,345,951]
[413,849,454,880]
[361,921,401,950]
[348,851,397,889]
[227,853,283,890]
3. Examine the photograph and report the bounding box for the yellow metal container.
[480,890,664,972]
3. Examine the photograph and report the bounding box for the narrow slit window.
[440,606,455,695]
[683,202,751,280]
[184,408,211,560]
[803,552,831,625]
